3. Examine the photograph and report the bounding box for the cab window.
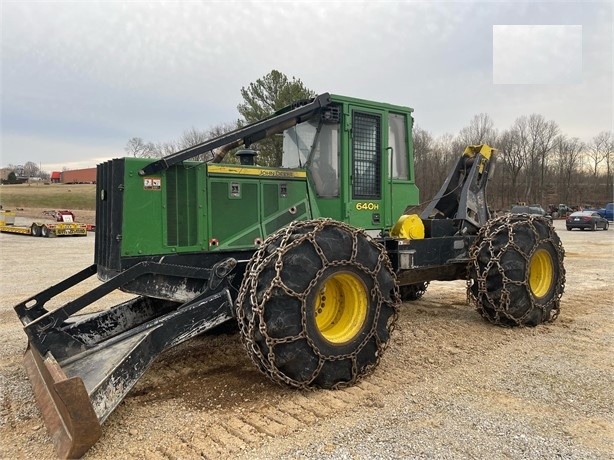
[388,113,409,180]
[308,123,340,197]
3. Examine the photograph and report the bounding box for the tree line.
[8,70,612,210]
[124,70,606,210]
[8,69,611,210]
[1,162,50,182]
[414,114,613,211]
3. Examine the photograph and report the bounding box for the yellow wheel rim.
[529,249,554,298]
[314,272,368,344]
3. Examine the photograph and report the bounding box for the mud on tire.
[236,219,400,389]
[468,214,565,327]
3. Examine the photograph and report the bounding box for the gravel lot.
[0,217,612,459]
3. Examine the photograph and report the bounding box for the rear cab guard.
[14,258,237,459]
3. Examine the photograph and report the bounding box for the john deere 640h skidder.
[14,93,565,457]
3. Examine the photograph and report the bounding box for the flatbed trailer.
[0,210,87,237]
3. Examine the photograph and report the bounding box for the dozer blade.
[19,287,234,458]
[15,258,238,458]
[23,345,102,459]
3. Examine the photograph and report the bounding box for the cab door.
[385,111,419,225]
[346,108,385,230]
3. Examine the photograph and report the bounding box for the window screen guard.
[352,112,381,199]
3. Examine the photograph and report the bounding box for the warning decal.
[144,177,162,190]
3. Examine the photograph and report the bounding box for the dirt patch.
[0,219,612,459]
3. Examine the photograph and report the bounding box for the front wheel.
[236,219,400,389]
[468,214,565,327]
[603,222,609,231]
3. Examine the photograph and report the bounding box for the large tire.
[468,214,565,327]
[399,282,429,301]
[236,219,400,389]
[41,225,50,237]
[30,224,41,237]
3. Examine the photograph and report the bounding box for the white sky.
[493,25,583,84]
[1,0,612,173]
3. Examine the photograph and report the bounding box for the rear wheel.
[41,225,50,237]
[30,224,41,237]
[468,214,565,327]
[236,219,400,389]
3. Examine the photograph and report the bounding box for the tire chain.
[236,218,400,390]
[400,281,429,301]
[467,214,565,326]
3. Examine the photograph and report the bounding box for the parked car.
[566,211,609,231]
[597,202,613,221]
[510,205,551,219]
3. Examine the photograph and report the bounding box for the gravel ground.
[0,217,612,459]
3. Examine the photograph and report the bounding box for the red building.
[60,168,96,184]
[50,171,61,183]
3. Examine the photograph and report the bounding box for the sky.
[1,0,612,173]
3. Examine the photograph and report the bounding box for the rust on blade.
[23,346,102,459]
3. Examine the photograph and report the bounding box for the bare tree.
[457,113,497,146]
[587,131,609,176]
[177,127,208,150]
[427,133,458,202]
[152,140,178,158]
[412,128,460,209]
[179,122,241,163]
[116,77,610,211]
[22,161,40,177]
[125,137,158,158]
[587,131,614,200]
[168,122,241,163]
[514,114,559,204]
[554,135,584,205]
[607,133,614,201]
[412,126,434,185]
[496,128,525,207]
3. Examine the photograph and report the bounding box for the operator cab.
[281,95,419,233]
